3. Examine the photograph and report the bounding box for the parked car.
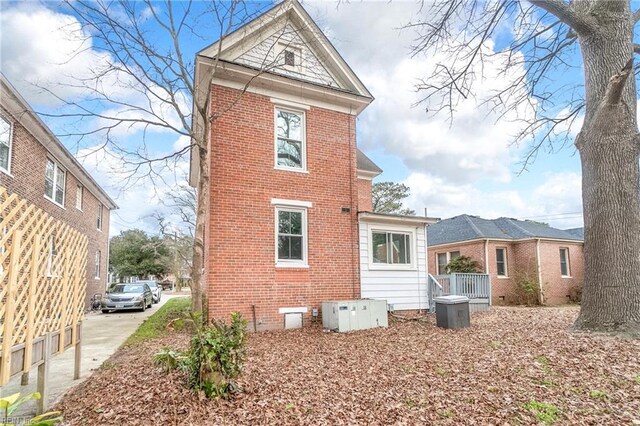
[102,283,153,313]
[138,280,162,303]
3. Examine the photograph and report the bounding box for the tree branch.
[633,8,640,23]
[528,0,596,35]
[604,58,633,105]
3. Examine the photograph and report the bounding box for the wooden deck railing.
[428,273,492,312]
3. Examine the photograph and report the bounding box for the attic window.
[284,50,295,66]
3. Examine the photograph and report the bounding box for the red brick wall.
[428,239,584,305]
[207,86,360,330]
[357,178,372,212]
[0,107,110,308]
[538,241,584,304]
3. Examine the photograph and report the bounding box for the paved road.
[0,294,187,417]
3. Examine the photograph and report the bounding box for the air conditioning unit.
[321,299,388,332]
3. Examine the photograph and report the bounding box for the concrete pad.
[0,295,188,417]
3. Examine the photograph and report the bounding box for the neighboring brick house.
[0,74,117,309]
[190,0,435,330]
[427,215,584,305]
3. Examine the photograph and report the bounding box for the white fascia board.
[271,198,312,208]
[270,97,310,110]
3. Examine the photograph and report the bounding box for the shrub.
[568,285,582,304]
[1,392,62,425]
[185,312,248,398]
[512,269,541,305]
[445,256,482,273]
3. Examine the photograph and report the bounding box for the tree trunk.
[574,4,640,334]
[191,136,210,318]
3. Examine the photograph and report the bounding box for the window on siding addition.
[0,115,12,173]
[275,108,305,170]
[44,158,65,206]
[76,184,83,210]
[95,250,101,278]
[496,248,507,277]
[97,203,103,230]
[372,231,411,265]
[277,208,306,265]
[560,248,571,276]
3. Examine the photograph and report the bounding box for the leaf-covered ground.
[57,307,640,425]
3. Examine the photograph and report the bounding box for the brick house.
[0,74,117,308]
[190,0,436,330]
[427,215,584,305]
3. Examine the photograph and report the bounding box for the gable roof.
[197,0,372,100]
[356,149,382,174]
[427,214,584,246]
[565,227,584,239]
[0,74,117,210]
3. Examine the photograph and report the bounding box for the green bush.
[445,255,482,273]
[185,312,248,398]
[1,392,62,425]
[512,269,541,305]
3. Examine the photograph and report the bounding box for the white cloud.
[403,171,583,228]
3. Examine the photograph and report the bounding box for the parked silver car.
[138,280,162,304]
[102,283,153,313]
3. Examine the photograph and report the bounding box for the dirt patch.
[57,307,640,425]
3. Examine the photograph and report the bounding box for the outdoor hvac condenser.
[321,299,388,332]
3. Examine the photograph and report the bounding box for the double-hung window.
[436,251,461,274]
[276,207,307,266]
[496,248,507,277]
[97,203,103,231]
[371,230,412,266]
[44,158,65,206]
[76,184,83,210]
[95,250,101,279]
[559,248,571,277]
[0,115,12,174]
[275,108,305,171]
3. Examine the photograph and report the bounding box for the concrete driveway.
[0,294,187,416]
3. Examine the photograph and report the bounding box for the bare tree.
[408,0,640,333]
[35,0,301,316]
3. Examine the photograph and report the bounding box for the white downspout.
[535,238,544,304]
[483,239,489,273]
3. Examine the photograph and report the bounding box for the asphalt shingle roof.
[356,149,382,174]
[427,215,584,246]
[565,227,584,239]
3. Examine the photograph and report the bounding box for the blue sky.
[0,0,594,234]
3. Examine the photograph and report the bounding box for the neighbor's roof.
[427,214,584,246]
[564,227,584,239]
[356,149,382,174]
[0,73,118,210]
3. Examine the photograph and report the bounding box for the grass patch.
[589,390,608,400]
[634,375,640,385]
[125,297,192,346]
[523,400,560,425]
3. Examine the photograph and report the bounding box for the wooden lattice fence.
[0,186,87,387]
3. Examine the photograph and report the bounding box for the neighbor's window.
[44,158,65,206]
[436,251,461,274]
[76,184,83,210]
[46,236,57,277]
[277,208,306,265]
[560,248,571,277]
[0,115,12,173]
[95,250,101,279]
[97,203,103,230]
[496,248,507,277]
[275,108,305,170]
[372,231,411,265]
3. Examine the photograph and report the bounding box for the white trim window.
[0,115,12,174]
[76,184,83,210]
[436,251,460,275]
[95,250,101,279]
[496,247,508,277]
[370,229,414,269]
[276,206,308,267]
[97,203,103,231]
[275,107,306,171]
[44,158,65,206]
[559,247,571,277]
